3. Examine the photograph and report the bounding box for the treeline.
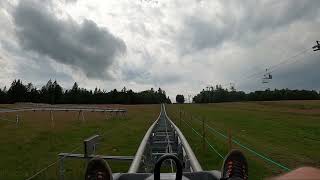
[193,85,320,103]
[0,79,171,104]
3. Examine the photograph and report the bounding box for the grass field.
[1,101,320,179]
[0,104,159,180]
[166,101,320,179]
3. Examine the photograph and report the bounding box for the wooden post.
[81,110,85,122]
[77,110,81,121]
[50,110,55,128]
[16,114,19,127]
[104,111,108,120]
[121,111,124,119]
[228,129,232,151]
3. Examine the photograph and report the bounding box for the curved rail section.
[128,104,202,173]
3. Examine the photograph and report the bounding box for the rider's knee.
[270,167,320,180]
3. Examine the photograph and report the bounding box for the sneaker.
[85,157,113,180]
[221,150,248,180]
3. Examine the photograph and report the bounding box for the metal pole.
[59,158,64,180]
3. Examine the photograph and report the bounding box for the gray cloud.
[122,65,181,86]
[179,16,232,53]
[0,38,74,88]
[120,49,181,85]
[65,0,77,3]
[16,58,74,88]
[179,0,320,54]
[13,0,126,79]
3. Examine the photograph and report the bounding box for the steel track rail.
[128,104,202,173]
[162,105,203,172]
[128,109,162,173]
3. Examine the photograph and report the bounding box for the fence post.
[77,110,81,121]
[16,114,19,127]
[104,111,108,120]
[50,110,55,128]
[81,110,85,122]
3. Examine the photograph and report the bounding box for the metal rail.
[128,109,161,173]
[0,108,126,113]
[128,104,203,173]
[58,153,134,161]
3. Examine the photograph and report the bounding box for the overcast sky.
[0,0,320,101]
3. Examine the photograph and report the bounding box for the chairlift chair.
[262,69,272,83]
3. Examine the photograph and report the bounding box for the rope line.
[269,48,311,73]
[205,138,224,159]
[205,125,291,171]
[25,145,82,180]
[180,110,291,171]
[25,115,131,180]
[0,117,16,123]
[180,117,224,159]
[221,46,312,88]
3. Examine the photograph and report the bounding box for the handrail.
[0,108,126,113]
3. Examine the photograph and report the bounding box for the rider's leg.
[221,149,248,180]
[85,157,113,180]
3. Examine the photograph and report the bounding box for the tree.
[71,82,79,93]
[176,94,185,104]
[0,87,8,103]
[7,79,27,103]
[1,79,173,104]
[53,80,63,103]
[40,80,62,104]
